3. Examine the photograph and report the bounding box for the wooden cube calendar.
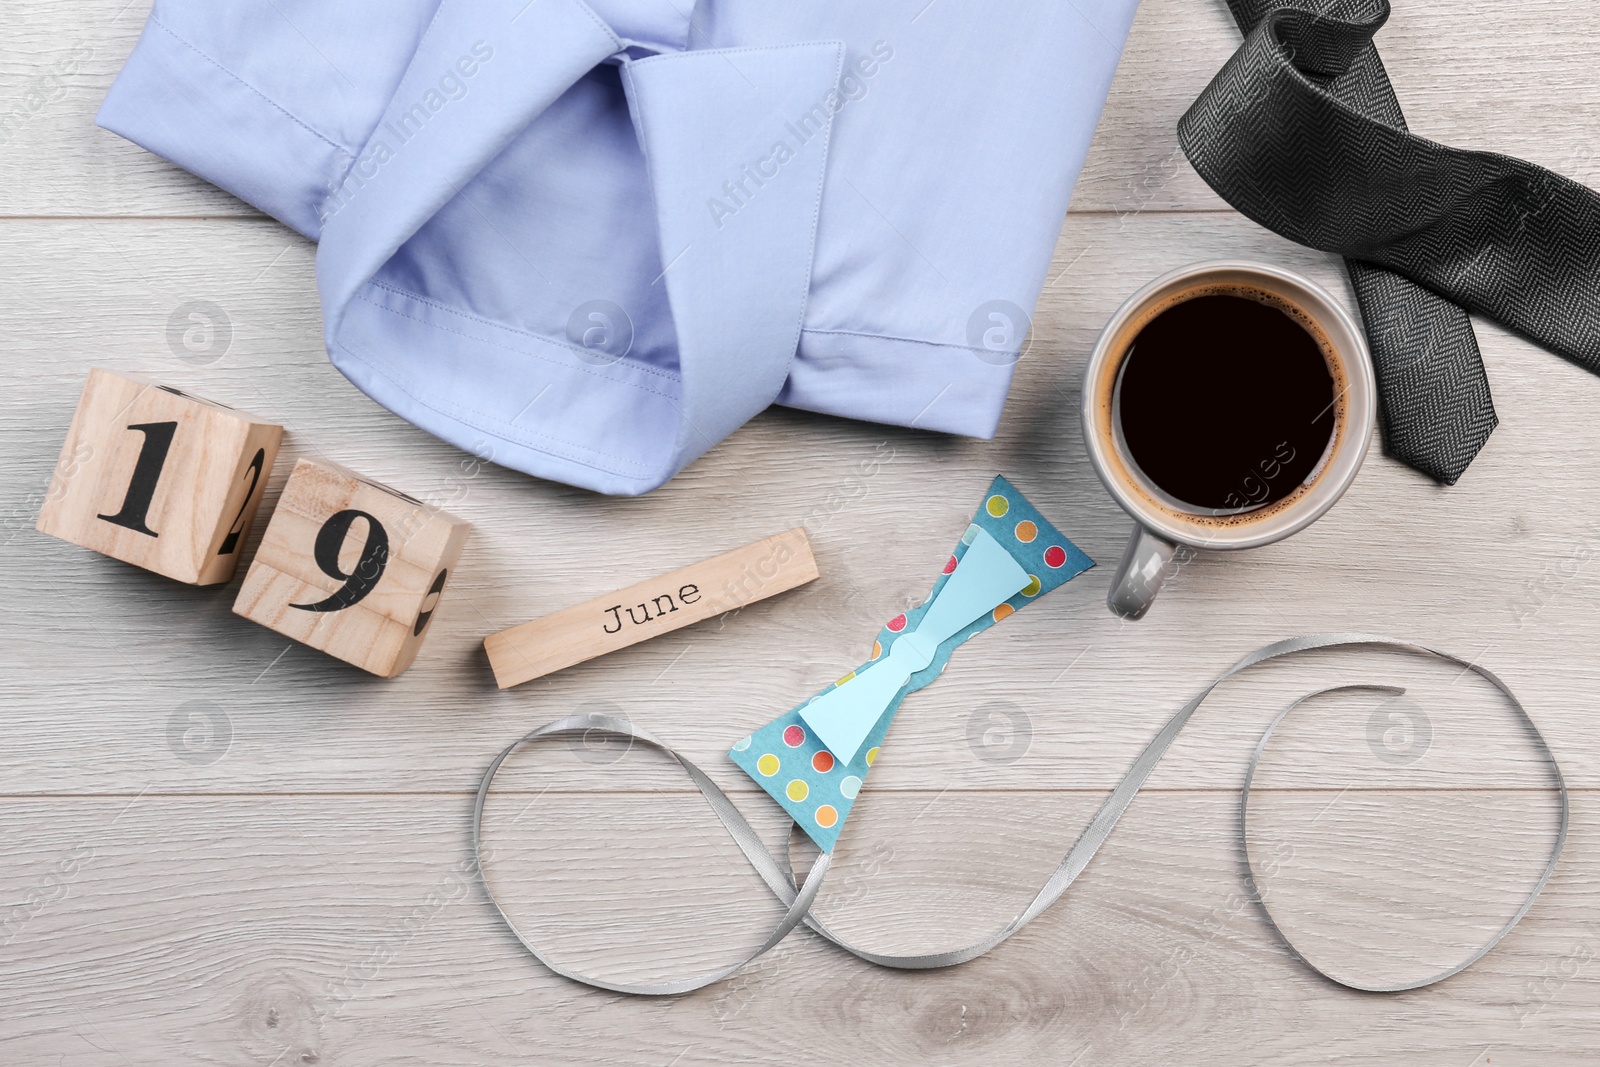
[232,458,470,677]
[35,368,283,585]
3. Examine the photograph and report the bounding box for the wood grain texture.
[0,791,1591,1066]
[34,368,283,585]
[486,528,818,689]
[4,214,1597,794]
[4,0,1600,217]
[233,458,471,678]
[4,0,1600,1061]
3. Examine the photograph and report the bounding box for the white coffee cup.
[1081,261,1376,619]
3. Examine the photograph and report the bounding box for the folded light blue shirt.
[100,0,1141,494]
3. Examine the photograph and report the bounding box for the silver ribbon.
[472,633,1568,994]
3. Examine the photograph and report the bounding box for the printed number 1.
[97,421,179,537]
[290,509,389,613]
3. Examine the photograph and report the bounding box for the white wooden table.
[4,2,1598,1063]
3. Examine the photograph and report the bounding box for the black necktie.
[1178,0,1600,484]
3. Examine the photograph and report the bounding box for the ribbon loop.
[474,633,1568,996]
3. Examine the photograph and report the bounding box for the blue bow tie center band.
[729,476,1093,851]
[800,527,1030,763]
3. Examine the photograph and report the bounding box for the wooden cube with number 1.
[232,458,470,677]
[35,368,282,585]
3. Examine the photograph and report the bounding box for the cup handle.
[1107,525,1177,620]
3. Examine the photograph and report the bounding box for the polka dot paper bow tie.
[729,477,1093,851]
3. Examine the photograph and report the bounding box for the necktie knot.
[1183,0,1600,485]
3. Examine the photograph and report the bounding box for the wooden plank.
[5,0,1600,217]
[485,529,818,689]
[2,214,1599,794]
[0,791,1590,1065]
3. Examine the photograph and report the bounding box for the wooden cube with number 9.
[232,458,471,677]
[35,368,283,584]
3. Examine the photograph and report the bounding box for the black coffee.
[1116,290,1335,512]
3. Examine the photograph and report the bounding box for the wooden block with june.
[232,458,470,678]
[484,528,818,689]
[35,368,283,585]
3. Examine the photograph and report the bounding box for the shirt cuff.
[95,15,350,239]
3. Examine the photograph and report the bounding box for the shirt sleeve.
[97,0,441,237]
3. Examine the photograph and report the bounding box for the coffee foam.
[1093,281,1350,533]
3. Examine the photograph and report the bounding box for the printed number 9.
[290,509,389,613]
